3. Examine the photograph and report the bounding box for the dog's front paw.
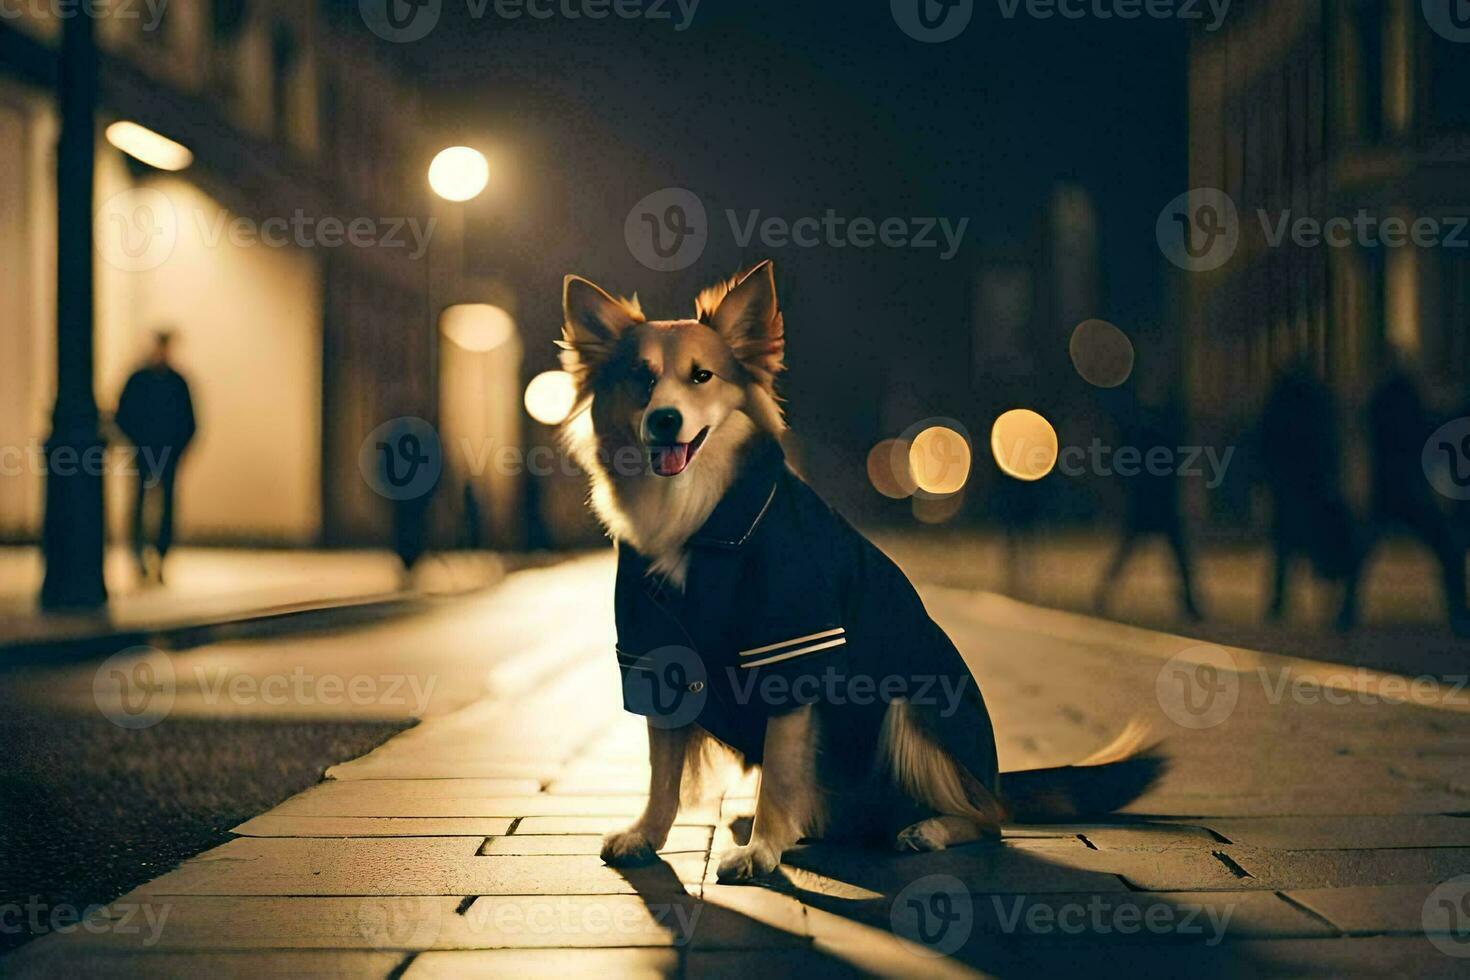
[715,843,779,884]
[600,828,659,867]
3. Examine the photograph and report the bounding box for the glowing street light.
[441,303,515,353]
[991,408,1059,482]
[105,121,193,171]
[524,370,577,426]
[428,146,489,202]
[909,425,972,495]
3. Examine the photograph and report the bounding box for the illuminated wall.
[0,108,323,545]
[95,168,324,545]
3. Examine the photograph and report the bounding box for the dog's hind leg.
[717,704,819,884]
[602,721,690,867]
[880,700,1004,852]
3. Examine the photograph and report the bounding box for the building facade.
[0,0,502,549]
[1185,0,1470,519]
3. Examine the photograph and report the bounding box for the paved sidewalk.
[7,555,1470,977]
[0,547,504,651]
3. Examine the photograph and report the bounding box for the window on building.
[271,24,300,143]
[210,0,250,99]
[1353,1,1385,142]
[1425,34,1470,132]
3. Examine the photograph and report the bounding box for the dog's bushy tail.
[999,719,1167,823]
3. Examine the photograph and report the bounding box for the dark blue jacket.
[614,438,997,784]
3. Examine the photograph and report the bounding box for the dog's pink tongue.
[651,444,690,476]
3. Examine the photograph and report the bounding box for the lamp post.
[40,7,106,609]
[425,145,490,412]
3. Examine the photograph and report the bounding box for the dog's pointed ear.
[560,275,644,383]
[707,260,784,383]
[562,275,642,346]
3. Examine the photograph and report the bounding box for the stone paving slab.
[780,843,1133,895]
[513,815,717,835]
[1214,846,1470,890]
[327,758,560,781]
[5,949,407,979]
[404,947,679,978]
[272,787,654,818]
[1070,824,1224,849]
[126,838,707,897]
[997,936,1461,978]
[5,897,465,954]
[956,890,1333,942]
[456,894,702,948]
[1284,883,1455,935]
[1200,815,1470,850]
[479,828,712,855]
[695,884,810,949]
[1139,787,1470,816]
[232,815,516,837]
[684,948,869,979]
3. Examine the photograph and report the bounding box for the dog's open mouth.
[648,427,710,477]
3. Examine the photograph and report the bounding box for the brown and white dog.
[559,260,1163,884]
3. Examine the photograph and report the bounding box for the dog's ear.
[707,260,785,384]
[560,275,644,383]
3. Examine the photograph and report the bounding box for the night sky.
[329,0,1190,501]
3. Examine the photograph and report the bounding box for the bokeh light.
[1068,318,1135,388]
[867,438,918,499]
[991,409,1059,482]
[908,426,972,496]
[912,488,966,524]
[428,146,490,202]
[524,370,577,425]
[442,304,515,353]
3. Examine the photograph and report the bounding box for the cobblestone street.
[7,555,1469,977]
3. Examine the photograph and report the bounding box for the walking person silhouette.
[115,330,196,585]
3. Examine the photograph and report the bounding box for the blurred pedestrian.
[1094,383,1203,620]
[1258,360,1358,627]
[115,330,196,585]
[1341,358,1468,633]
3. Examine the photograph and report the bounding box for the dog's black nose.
[645,407,683,443]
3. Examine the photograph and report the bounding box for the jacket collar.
[688,436,785,549]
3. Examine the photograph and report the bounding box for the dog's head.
[559,260,786,478]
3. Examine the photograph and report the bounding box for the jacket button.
[688,680,705,694]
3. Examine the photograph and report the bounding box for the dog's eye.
[691,368,714,385]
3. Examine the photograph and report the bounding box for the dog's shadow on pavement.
[616,816,1295,978]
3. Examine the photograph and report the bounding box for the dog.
[559,260,1165,884]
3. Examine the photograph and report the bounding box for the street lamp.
[428,146,489,203]
[105,121,193,171]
